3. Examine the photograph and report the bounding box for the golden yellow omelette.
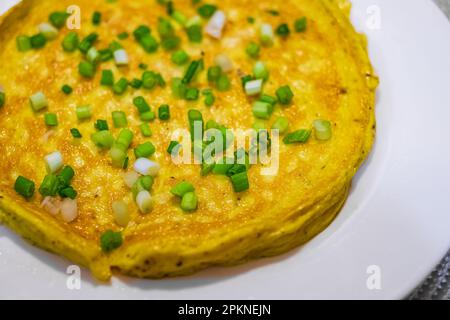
[0,0,378,280]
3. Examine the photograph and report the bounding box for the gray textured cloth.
[408,0,450,300]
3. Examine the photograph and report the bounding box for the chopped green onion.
[30,33,47,49]
[100,69,114,86]
[271,116,289,134]
[201,163,215,176]
[110,146,128,168]
[140,123,152,137]
[172,10,187,26]
[207,66,222,82]
[0,92,5,108]
[140,111,156,122]
[61,84,73,95]
[246,42,260,59]
[185,87,199,100]
[158,17,175,39]
[139,34,159,53]
[70,128,82,138]
[116,128,134,149]
[202,89,215,107]
[198,4,217,18]
[29,92,48,112]
[266,9,279,16]
[112,78,128,95]
[276,85,294,104]
[253,61,269,81]
[44,113,58,126]
[87,47,100,64]
[62,32,79,52]
[16,35,31,52]
[180,192,198,212]
[134,142,156,158]
[276,23,290,37]
[142,71,157,89]
[117,32,129,40]
[131,176,154,199]
[49,11,68,29]
[283,129,312,144]
[133,96,150,114]
[76,105,92,120]
[313,120,332,141]
[167,141,180,155]
[259,94,277,106]
[94,119,109,131]
[129,78,143,89]
[260,23,274,46]
[171,50,190,65]
[92,11,101,25]
[161,36,181,51]
[133,25,151,40]
[252,120,266,131]
[58,165,75,186]
[183,59,202,84]
[158,104,170,120]
[294,17,307,32]
[171,77,187,98]
[100,230,123,252]
[39,174,59,197]
[247,17,255,24]
[99,48,113,61]
[139,63,148,70]
[78,33,98,54]
[226,164,247,177]
[112,111,128,128]
[212,160,234,175]
[216,74,231,91]
[252,101,273,119]
[109,40,122,52]
[38,23,58,40]
[186,24,203,43]
[171,181,195,197]
[14,176,35,199]
[230,171,249,192]
[59,186,77,199]
[245,79,263,96]
[188,109,203,140]
[78,60,96,78]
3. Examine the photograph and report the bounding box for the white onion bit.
[123,171,140,188]
[114,49,129,66]
[40,196,61,216]
[112,201,130,227]
[134,158,161,176]
[245,79,263,96]
[38,23,58,39]
[214,54,233,72]
[205,10,226,39]
[136,191,153,214]
[61,198,78,222]
[45,151,63,173]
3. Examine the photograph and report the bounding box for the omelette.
[0,0,378,280]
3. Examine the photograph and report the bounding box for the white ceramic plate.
[1,0,449,300]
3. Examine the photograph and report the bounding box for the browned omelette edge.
[0,0,378,281]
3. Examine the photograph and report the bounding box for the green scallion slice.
[276,85,294,105]
[171,50,190,65]
[61,84,73,95]
[94,119,109,131]
[91,130,114,149]
[171,181,195,197]
[30,33,47,49]
[78,32,98,54]
[313,119,332,141]
[112,78,128,95]
[230,171,250,192]
[44,113,58,126]
[185,87,199,100]
[252,101,273,119]
[29,92,48,112]
[183,59,202,84]
[180,192,198,212]
[134,142,156,158]
[276,23,290,37]
[133,96,151,114]
[294,17,307,33]
[216,74,231,91]
[92,11,101,25]
[140,111,156,122]
[78,60,96,78]
[112,111,128,128]
[167,141,180,155]
[49,11,69,29]
[14,176,35,199]
[271,116,290,134]
[158,104,170,120]
[100,230,123,252]
[253,61,269,81]
[186,24,203,43]
[140,123,152,137]
[76,105,92,120]
[198,4,217,18]
[39,174,59,197]
[246,42,260,59]
[16,35,31,52]
[70,128,82,138]
[62,32,79,52]
[100,70,114,86]
[283,129,312,144]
